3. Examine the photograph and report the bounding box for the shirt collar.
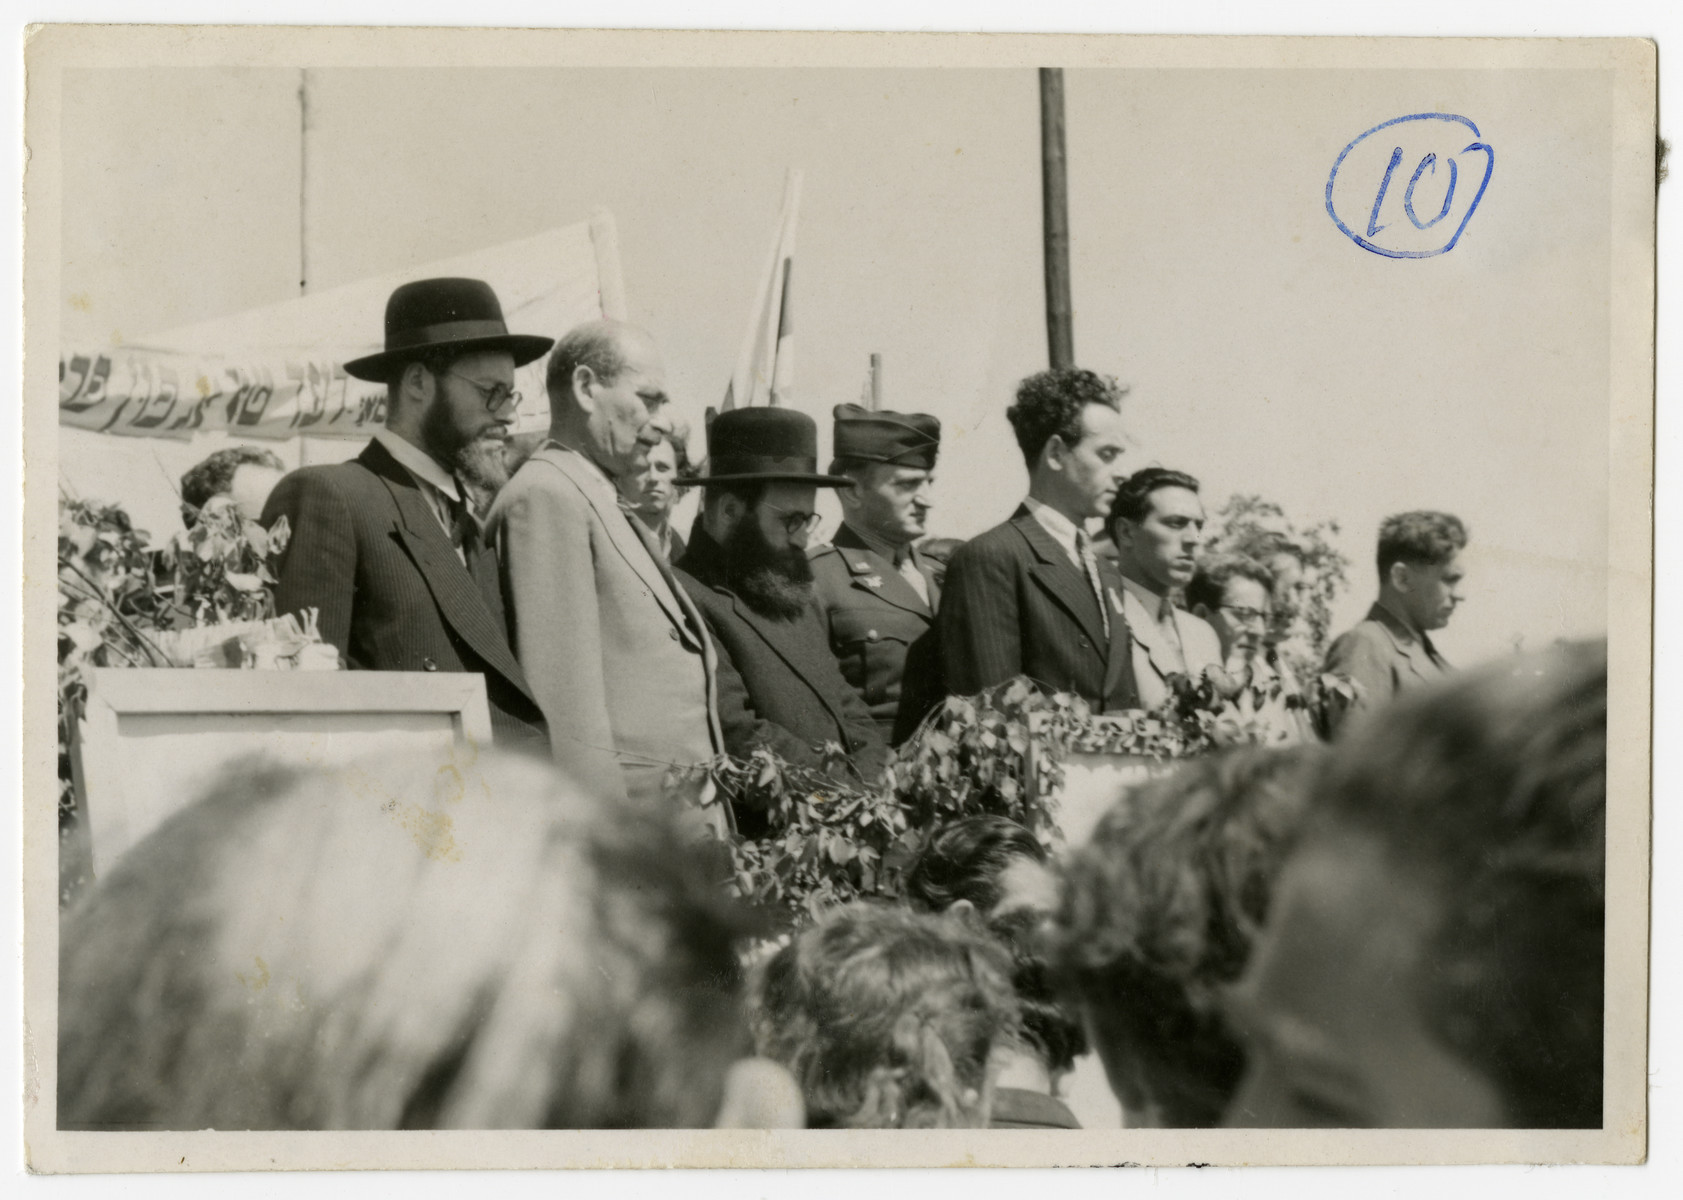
[842,520,910,566]
[375,428,461,503]
[1023,496,1084,564]
[1119,571,1176,622]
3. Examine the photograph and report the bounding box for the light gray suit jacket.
[1118,582,1223,711]
[488,442,725,816]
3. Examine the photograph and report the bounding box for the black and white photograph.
[19,23,1655,1172]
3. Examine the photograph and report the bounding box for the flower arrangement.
[171,494,289,626]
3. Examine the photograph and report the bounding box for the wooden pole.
[869,352,883,411]
[1039,68,1074,370]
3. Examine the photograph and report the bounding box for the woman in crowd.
[1223,641,1606,1128]
[58,750,798,1131]
[1045,746,1322,1127]
[752,903,1020,1128]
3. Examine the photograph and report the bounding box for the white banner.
[59,212,625,440]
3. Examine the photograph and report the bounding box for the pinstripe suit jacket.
[936,505,1140,712]
[261,438,549,753]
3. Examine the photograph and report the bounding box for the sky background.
[57,64,1613,666]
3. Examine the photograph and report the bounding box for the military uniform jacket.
[675,530,890,788]
[808,524,941,741]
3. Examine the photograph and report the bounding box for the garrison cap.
[832,403,942,470]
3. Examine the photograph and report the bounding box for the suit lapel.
[362,442,533,700]
[1119,584,1180,683]
[728,592,847,728]
[548,447,701,643]
[1098,567,1136,703]
[1011,511,1108,651]
[1369,602,1431,682]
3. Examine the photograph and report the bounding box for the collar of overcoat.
[358,438,534,701]
[679,529,851,729]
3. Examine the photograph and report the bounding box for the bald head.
[545,319,671,476]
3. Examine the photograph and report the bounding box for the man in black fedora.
[674,408,889,812]
[262,277,553,752]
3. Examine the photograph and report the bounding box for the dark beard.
[723,515,814,621]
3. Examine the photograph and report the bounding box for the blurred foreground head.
[59,750,765,1130]
[1047,747,1321,1127]
[1226,641,1606,1128]
[753,903,1019,1128]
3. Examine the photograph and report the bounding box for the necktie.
[448,490,505,624]
[1075,530,1111,641]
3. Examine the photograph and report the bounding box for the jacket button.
[668,628,680,641]
[422,656,438,671]
[866,629,880,642]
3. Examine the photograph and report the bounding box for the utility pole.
[868,352,883,411]
[1039,68,1074,369]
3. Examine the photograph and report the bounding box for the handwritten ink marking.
[1325,113,1493,258]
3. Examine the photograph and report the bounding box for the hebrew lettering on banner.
[58,350,390,440]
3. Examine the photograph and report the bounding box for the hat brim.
[343,333,555,383]
[677,472,855,488]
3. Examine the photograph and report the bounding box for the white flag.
[722,169,801,410]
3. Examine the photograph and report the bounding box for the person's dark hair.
[753,903,1019,1128]
[58,751,758,1131]
[1047,746,1321,1126]
[1376,510,1467,578]
[904,817,1087,1077]
[546,321,629,403]
[179,446,286,516]
[904,815,1047,913]
[1308,640,1605,1128]
[1005,368,1127,468]
[1108,467,1200,529]
[1186,553,1276,616]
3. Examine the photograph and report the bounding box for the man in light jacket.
[488,320,729,832]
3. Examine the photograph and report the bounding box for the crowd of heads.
[60,640,1604,1133]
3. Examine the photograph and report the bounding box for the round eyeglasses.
[442,369,523,414]
[762,501,822,538]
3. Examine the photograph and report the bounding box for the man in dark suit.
[1323,510,1467,737]
[674,408,889,799]
[937,368,1139,713]
[809,404,943,745]
[262,277,553,753]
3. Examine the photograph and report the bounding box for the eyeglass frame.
[760,500,823,538]
[435,366,524,414]
[1218,603,1274,627]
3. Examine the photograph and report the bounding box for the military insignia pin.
[862,575,884,589]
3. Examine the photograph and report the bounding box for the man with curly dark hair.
[904,816,1087,1128]
[1322,509,1468,735]
[1224,641,1604,1129]
[752,903,1020,1128]
[179,445,287,527]
[933,368,1139,713]
[1045,746,1322,1127]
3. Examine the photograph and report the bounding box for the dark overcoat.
[675,531,889,789]
[261,438,549,753]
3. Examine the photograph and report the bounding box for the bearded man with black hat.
[809,404,945,744]
[674,408,889,806]
[262,278,552,752]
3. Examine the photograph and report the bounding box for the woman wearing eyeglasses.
[1186,553,1315,743]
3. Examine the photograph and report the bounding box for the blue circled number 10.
[1327,113,1494,259]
